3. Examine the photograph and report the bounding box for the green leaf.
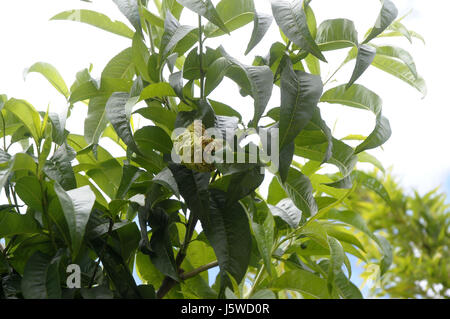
[177,0,229,34]
[204,57,231,95]
[90,237,142,298]
[304,54,320,75]
[48,111,68,146]
[134,125,173,154]
[84,96,110,145]
[269,198,302,229]
[362,0,398,44]
[321,84,382,115]
[310,107,333,164]
[152,167,180,197]
[180,258,217,298]
[204,0,255,38]
[44,144,77,190]
[273,269,331,298]
[380,29,425,44]
[347,45,376,89]
[215,47,273,126]
[322,210,374,240]
[204,189,252,287]
[136,251,165,287]
[50,9,134,38]
[15,176,43,212]
[334,271,363,299]
[372,54,427,97]
[209,100,242,120]
[21,252,61,299]
[4,99,42,144]
[148,207,179,281]
[226,166,264,205]
[321,84,390,153]
[0,208,40,237]
[183,47,222,81]
[316,19,358,51]
[386,20,412,43]
[24,62,69,98]
[375,45,418,78]
[271,0,326,62]
[267,176,287,205]
[319,260,362,299]
[112,0,142,33]
[102,48,135,80]
[186,239,216,276]
[322,209,391,270]
[0,154,37,193]
[141,7,165,29]
[160,11,197,58]
[357,152,385,173]
[304,0,317,39]
[140,82,177,100]
[324,226,365,252]
[132,34,151,83]
[70,67,94,92]
[279,59,323,149]
[243,198,274,276]
[280,168,318,218]
[278,140,294,183]
[375,235,392,275]
[162,0,184,20]
[289,239,329,256]
[116,164,144,199]
[245,12,273,55]
[54,183,96,257]
[168,163,210,222]
[299,220,328,249]
[327,236,345,291]
[324,174,353,190]
[354,115,391,154]
[0,254,10,275]
[70,77,133,104]
[353,170,391,205]
[175,97,215,129]
[106,93,140,153]
[169,71,185,102]
[69,80,98,104]
[135,105,177,132]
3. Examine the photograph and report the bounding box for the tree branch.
[156,214,199,299]
[180,261,218,280]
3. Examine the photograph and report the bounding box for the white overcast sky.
[0,0,449,196]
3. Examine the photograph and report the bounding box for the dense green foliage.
[352,172,449,299]
[0,0,427,299]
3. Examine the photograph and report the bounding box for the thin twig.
[10,184,21,215]
[146,20,156,55]
[198,15,205,99]
[246,264,265,298]
[180,261,219,280]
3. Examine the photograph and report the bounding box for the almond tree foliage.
[0,0,426,299]
[350,172,449,299]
